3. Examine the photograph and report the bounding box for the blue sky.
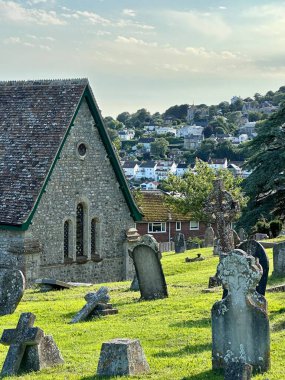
[0,0,285,117]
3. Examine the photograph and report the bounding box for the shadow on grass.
[181,369,222,379]
[272,319,285,331]
[170,317,211,329]
[267,273,285,286]
[153,342,211,358]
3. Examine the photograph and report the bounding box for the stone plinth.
[97,338,150,376]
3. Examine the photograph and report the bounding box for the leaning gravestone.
[129,235,168,300]
[97,338,150,376]
[174,232,186,253]
[273,241,285,276]
[204,225,215,247]
[0,268,25,316]
[212,249,270,373]
[0,312,63,376]
[70,286,118,323]
[239,240,269,295]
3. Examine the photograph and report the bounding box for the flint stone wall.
[0,99,135,284]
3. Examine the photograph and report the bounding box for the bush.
[253,219,270,235]
[270,219,283,238]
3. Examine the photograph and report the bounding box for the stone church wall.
[23,99,135,284]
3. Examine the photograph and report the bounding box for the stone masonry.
[0,96,136,284]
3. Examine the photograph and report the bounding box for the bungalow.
[136,190,206,243]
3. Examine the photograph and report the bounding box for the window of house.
[190,221,199,230]
[76,203,84,256]
[148,222,166,233]
[64,220,70,259]
[176,221,181,231]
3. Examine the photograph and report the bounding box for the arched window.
[76,203,84,256]
[64,220,70,259]
[91,218,96,256]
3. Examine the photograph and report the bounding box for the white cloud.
[116,36,157,47]
[122,9,136,17]
[0,1,66,25]
[96,30,111,36]
[116,19,155,30]
[72,10,110,25]
[164,10,231,39]
[3,36,21,44]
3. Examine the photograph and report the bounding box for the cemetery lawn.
[0,247,285,379]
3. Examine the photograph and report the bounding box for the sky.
[0,0,285,117]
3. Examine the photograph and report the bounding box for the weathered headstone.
[174,232,186,253]
[0,312,63,376]
[224,362,252,380]
[204,179,240,253]
[254,233,269,241]
[129,235,168,300]
[204,225,215,247]
[35,278,73,292]
[273,241,285,276]
[239,240,269,295]
[70,286,114,323]
[130,273,140,291]
[238,227,247,242]
[187,240,200,250]
[213,238,221,256]
[212,249,270,373]
[97,338,150,376]
[0,268,25,316]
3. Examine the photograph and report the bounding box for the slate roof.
[122,161,139,168]
[139,161,156,168]
[0,79,142,227]
[137,190,191,222]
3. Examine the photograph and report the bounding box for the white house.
[208,158,228,170]
[138,137,155,152]
[135,161,157,180]
[140,181,159,190]
[155,126,177,136]
[118,129,135,141]
[177,125,203,138]
[176,163,189,176]
[122,161,140,178]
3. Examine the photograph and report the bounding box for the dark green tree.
[238,104,285,230]
[150,138,169,157]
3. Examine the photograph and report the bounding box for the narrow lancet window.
[76,203,84,256]
[64,220,69,259]
[91,218,96,255]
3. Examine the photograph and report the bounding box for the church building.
[0,79,142,284]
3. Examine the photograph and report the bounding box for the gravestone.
[225,362,252,380]
[213,238,221,256]
[129,235,168,300]
[97,338,150,376]
[0,268,25,316]
[273,241,285,276]
[204,225,215,247]
[204,179,240,253]
[239,240,269,295]
[35,278,73,292]
[174,232,186,253]
[238,228,247,242]
[254,233,268,241]
[130,274,140,291]
[70,287,117,323]
[212,249,270,373]
[0,312,63,376]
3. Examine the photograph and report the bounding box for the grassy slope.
[0,247,285,379]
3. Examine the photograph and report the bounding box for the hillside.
[0,247,284,379]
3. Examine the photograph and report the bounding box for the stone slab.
[96,338,150,376]
[35,278,73,291]
[273,241,285,276]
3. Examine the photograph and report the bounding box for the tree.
[163,159,245,222]
[164,104,189,121]
[238,104,285,230]
[196,139,217,161]
[150,138,169,157]
[117,111,130,124]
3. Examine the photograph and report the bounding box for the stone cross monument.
[204,179,240,254]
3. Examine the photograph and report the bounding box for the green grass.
[0,247,285,379]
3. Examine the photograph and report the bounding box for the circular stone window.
[78,143,87,157]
